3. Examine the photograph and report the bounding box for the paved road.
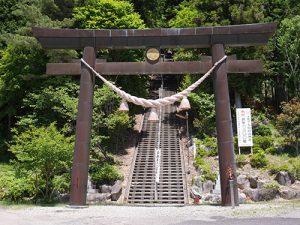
[0,203,299,225]
[174,218,299,225]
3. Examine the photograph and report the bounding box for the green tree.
[0,36,46,131]
[73,0,145,29]
[276,16,300,99]
[277,98,300,155]
[188,92,216,137]
[9,123,74,202]
[18,77,79,134]
[106,111,131,151]
[169,0,265,28]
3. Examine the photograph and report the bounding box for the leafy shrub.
[263,181,280,192]
[266,147,278,155]
[289,158,300,180]
[253,124,272,136]
[236,154,247,168]
[106,111,131,151]
[195,136,218,157]
[188,93,216,137]
[252,146,264,154]
[276,98,300,156]
[90,163,122,186]
[196,145,207,158]
[268,163,290,175]
[250,150,268,168]
[194,156,217,182]
[267,156,300,180]
[0,165,35,202]
[253,136,274,150]
[8,123,73,202]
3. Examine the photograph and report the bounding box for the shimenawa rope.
[80,55,227,108]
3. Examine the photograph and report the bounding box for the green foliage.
[0,0,20,36]
[8,123,74,202]
[92,84,132,152]
[106,111,131,151]
[41,0,75,21]
[73,0,145,29]
[250,150,268,168]
[266,147,278,155]
[264,15,300,108]
[188,93,216,137]
[90,163,122,186]
[251,110,274,135]
[267,155,300,180]
[253,136,274,150]
[170,0,265,28]
[236,154,247,168]
[130,0,178,27]
[275,16,300,98]
[252,146,263,154]
[195,136,218,158]
[263,181,280,192]
[276,98,300,155]
[0,36,47,120]
[253,124,273,136]
[169,4,198,27]
[18,77,79,133]
[0,171,35,202]
[194,157,217,182]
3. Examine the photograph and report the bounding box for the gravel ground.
[0,202,299,225]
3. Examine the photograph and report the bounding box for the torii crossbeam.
[32,22,276,207]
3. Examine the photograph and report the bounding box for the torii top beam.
[32,22,276,49]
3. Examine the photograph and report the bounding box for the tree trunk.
[234,90,242,108]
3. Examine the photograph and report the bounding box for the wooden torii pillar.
[32,22,276,206]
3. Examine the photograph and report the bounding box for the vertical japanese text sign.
[236,108,253,147]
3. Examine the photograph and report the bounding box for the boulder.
[249,176,258,189]
[291,180,300,188]
[59,193,70,203]
[203,193,221,204]
[257,188,278,201]
[257,180,267,189]
[295,190,300,199]
[100,184,112,193]
[243,188,259,202]
[237,175,250,190]
[86,193,111,203]
[239,192,247,204]
[193,176,203,189]
[190,186,202,199]
[280,188,297,200]
[203,180,214,193]
[275,171,293,186]
[210,194,222,204]
[203,193,213,202]
[111,180,122,201]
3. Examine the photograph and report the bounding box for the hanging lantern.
[119,99,129,112]
[148,108,159,122]
[179,96,191,111]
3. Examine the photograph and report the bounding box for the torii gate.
[32,22,276,206]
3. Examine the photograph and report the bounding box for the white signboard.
[236,108,253,147]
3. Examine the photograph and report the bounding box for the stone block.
[111,180,122,201]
